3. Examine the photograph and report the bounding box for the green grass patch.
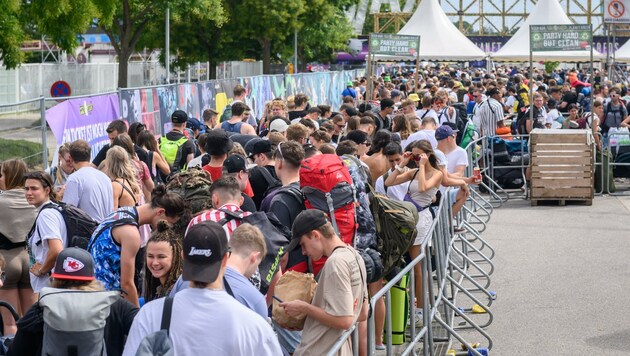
[0,138,43,169]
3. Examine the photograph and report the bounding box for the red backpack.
[299,154,357,246]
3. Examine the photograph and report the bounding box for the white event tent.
[613,39,630,62]
[386,0,486,61]
[491,0,602,62]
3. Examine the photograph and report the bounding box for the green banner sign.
[530,24,593,52]
[369,33,420,57]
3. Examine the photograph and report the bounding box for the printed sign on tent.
[369,33,420,57]
[530,24,593,52]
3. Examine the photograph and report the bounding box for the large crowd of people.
[0,64,625,355]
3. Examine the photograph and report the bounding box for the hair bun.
[156,220,171,233]
[153,184,167,197]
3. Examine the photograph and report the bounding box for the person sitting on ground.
[9,248,138,356]
[0,159,37,335]
[143,221,182,302]
[89,185,185,307]
[123,221,282,356]
[221,102,257,135]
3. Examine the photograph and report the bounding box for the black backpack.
[450,103,469,145]
[218,209,290,295]
[29,202,98,250]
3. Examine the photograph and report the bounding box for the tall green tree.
[96,0,225,87]
[0,0,25,69]
[139,0,246,79]
[234,0,306,74]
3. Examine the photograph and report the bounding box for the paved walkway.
[484,195,630,355]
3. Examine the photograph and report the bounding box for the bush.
[0,138,43,169]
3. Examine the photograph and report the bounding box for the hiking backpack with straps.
[29,202,98,250]
[299,154,357,247]
[159,136,188,174]
[218,209,290,295]
[368,189,419,278]
[38,288,120,356]
[220,104,232,123]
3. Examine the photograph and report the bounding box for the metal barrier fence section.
[328,136,499,355]
[0,97,47,169]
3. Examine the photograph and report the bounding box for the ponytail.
[150,184,185,218]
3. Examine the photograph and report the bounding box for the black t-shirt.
[288,110,308,121]
[268,182,304,230]
[160,131,196,170]
[92,144,110,167]
[249,165,279,209]
[240,193,257,213]
[559,92,578,113]
[92,144,148,168]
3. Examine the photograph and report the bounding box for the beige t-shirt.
[294,246,367,356]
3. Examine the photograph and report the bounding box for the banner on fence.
[45,94,119,161]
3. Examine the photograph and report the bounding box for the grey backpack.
[134,297,174,356]
[38,288,119,356]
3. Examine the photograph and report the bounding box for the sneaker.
[413,310,424,327]
[375,344,386,350]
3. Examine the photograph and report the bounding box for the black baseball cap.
[183,221,230,284]
[223,154,247,174]
[287,210,330,252]
[205,129,234,156]
[172,110,188,124]
[51,248,95,281]
[247,139,272,158]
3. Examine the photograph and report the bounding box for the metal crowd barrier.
[603,130,630,195]
[328,181,497,355]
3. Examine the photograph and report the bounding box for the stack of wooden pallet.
[530,129,594,206]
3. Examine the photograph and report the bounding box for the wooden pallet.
[529,130,594,205]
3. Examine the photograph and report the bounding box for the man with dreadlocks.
[143,221,183,302]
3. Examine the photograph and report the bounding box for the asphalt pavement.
[482,195,630,355]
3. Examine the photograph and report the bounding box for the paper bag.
[272,271,317,329]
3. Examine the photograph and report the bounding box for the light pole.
[165,2,170,83]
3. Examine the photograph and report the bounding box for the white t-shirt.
[187,154,205,169]
[415,109,439,122]
[29,203,67,293]
[504,96,516,113]
[402,130,438,150]
[445,147,469,175]
[375,173,409,201]
[123,288,281,356]
[547,108,560,125]
[62,167,113,223]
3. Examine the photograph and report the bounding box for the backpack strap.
[30,202,60,247]
[160,297,174,333]
[217,208,245,226]
[257,166,279,188]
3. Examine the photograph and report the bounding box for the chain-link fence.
[0,97,48,169]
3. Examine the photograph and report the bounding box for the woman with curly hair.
[143,221,183,302]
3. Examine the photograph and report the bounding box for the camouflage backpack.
[166,168,213,233]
